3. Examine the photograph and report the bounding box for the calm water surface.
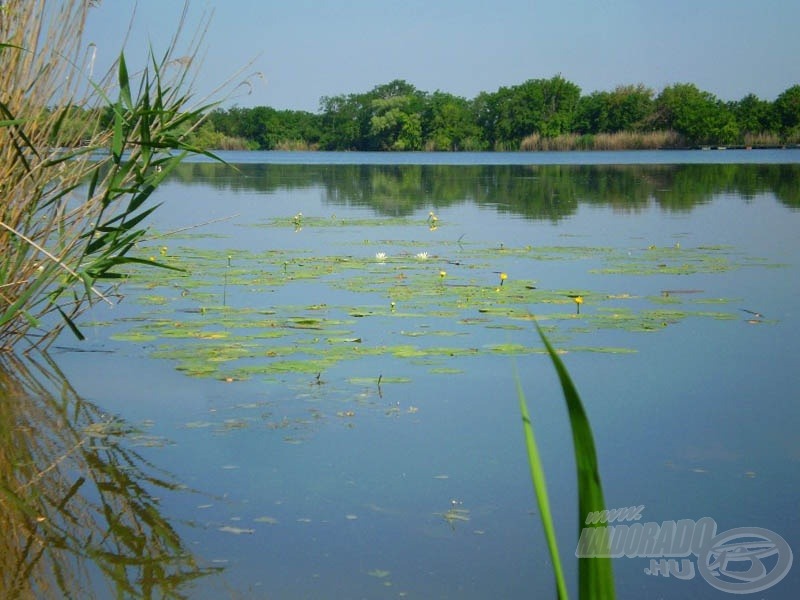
[7,153,800,598]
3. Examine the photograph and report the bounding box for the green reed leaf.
[516,363,570,599]
[533,321,615,600]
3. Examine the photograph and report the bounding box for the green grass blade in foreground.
[534,321,615,599]
[516,365,570,600]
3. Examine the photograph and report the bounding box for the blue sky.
[84,0,800,112]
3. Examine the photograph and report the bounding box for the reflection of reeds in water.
[0,353,217,598]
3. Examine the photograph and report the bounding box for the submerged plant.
[0,0,227,351]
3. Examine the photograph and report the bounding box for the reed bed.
[273,138,320,151]
[0,0,222,351]
[521,130,684,151]
[742,131,782,148]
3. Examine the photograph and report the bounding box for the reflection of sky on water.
[54,160,800,598]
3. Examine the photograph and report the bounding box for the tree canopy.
[202,76,800,151]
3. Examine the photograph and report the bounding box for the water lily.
[375,252,387,262]
[574,295,584,314]
[499,272,508,285]
[439,270,447,279]
[416,252,428,260]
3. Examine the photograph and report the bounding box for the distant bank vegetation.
[62,76,800,152]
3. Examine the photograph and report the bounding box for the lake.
[4,150,799,598]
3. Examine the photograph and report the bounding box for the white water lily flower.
[375,252,387,262]
[415,252,428,260]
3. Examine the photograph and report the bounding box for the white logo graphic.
[576,506,793,594]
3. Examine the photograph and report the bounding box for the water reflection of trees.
[170,162,800,220]
[0,353,217,599]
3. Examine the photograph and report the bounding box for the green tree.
[369,95,423,150]
[422,91,484,150]
[319,92,370,150]
[574,91,611,133]
[366,80,425,150]
[654,83,738,145]
[478,75,581,148]
[605,84,654,132]
[731,93,778,137]
[774,85,800,142]
[577,85,654,134]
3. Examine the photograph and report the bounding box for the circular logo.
[698,527,793,594]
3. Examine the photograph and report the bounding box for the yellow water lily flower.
[574,295,584,314]
[499,272,508,285]
[439,270,447,279]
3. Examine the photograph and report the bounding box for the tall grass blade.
[0,0,252,350]
[533,321,615,599]
[118,53,133,109]
[515,365,570,599]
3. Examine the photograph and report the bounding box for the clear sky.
[84,0,800,113]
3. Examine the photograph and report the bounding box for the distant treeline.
[193,76,800,151]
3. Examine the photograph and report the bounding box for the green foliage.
[423,91,485,150]
[575,85,654,133]
[369,94,424,150]
[732,93,779,136]
[191,77,800,151]
[516,359,570,599]
[0,0,223,351]
[653,83,739,145]
[774,85,800,142]
[519,323,615,599]
[480,76,582,146]
[208,105,320,150]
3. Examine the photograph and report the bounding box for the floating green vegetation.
[256,215,422,229]
[437,505,471,530]
[92,227,775,390]
[111,331,159,342]
[592,244,735,275]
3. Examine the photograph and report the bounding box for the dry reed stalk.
[521,129,684,151]
[0,0,231,351]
